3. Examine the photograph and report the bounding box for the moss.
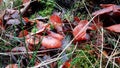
[38,0,55,17]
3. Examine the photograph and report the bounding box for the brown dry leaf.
[92,4,120,16]
[5,64,18,68]
[7,19,20,25]
[26,35,41,50]
[18,30,28,38]
[47,31,64,41]
[73,20,90,41]
[50,14,62,26]
[36,20,46,30]
[41,36,62,49]
[49,14,63,33]
[74,16,80,23]
[106,24,120,32]
[100,4,115,8]
[23,17,30,23]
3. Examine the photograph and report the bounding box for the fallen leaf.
[4,9,19,20]
[92,4,120,16]
[6,19,20,25]
[47,31,64,41]
[50,14,62,25]
[74,16,80,23]
[41,36,62,49]
[23,17,30,23]
[62,59,71,68]
[106,24,120,32]
[49,14,63,33]
[19,30,28,38]
[73,20,90,41]
[26,35,41,50]
[26,36,41,45]
[100,4,115,8]
[92,6,113,16]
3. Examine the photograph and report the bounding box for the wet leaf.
[18,30,28,37]
[106,24,120,32]
[61,59,71,68]
[74,16,80,23]
[41,36,62,49]
[50,14,62,25]
[47,31,64,41]
[49,14,63,33]
[73,20,90,41]
[92,4,120,16]
[7,19,20,25]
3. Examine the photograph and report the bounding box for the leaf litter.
[0,0,120,68]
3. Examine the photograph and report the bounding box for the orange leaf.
[62,59,71,68]
[100,4,115,8]
[41,36,62,49]
[50,14,62,26]
[18,30,28,38]
[73,20,90,41]
[92,4,120,16]
[106,24,120,32]
[74,16,80,23]
[47,31,64,41]
[23,17,29,23]
[49,14,63,34]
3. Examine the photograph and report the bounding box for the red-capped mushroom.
[41,36,62,49]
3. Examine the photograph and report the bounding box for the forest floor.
[0,0,120,68]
